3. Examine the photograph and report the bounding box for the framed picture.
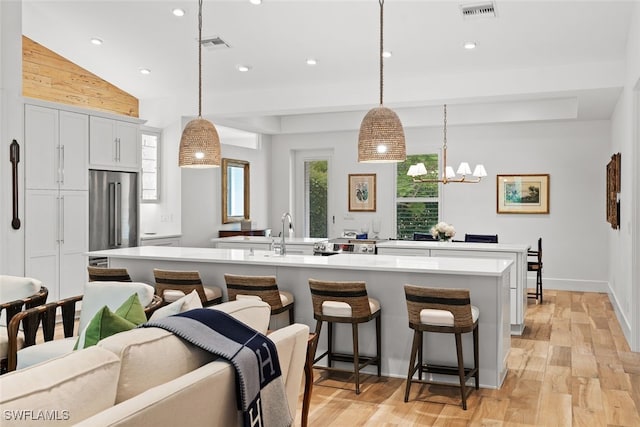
[497,174,549,214]
[606,153,621,229]
[348,174,376,212]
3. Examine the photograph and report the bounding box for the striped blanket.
[142,308,292,427]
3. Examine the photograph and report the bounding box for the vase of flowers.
[430,222,456,242]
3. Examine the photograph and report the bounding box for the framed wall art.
[348,174,376,212]
[606,152,621,229]
[497,174,549,214]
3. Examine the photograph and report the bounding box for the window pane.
[396,154,439,239]
[305,160,327,238]
[141,132,159,202]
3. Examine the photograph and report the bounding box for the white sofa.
[0,299,309,427]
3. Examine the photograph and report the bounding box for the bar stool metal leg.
[473,325,480,389]
[352,322,360,394]
[376,315,382,377]
[455,332,467,410]
[404,330,420,402]
[327,321,334,368]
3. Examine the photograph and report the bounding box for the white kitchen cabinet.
[89,116,139,170]
[25,104,88,191]
[25,190,88,300]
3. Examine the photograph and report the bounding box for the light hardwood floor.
[296,290,640,426]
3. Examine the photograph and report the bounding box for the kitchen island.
[87,246,512,388]
[377,240,530,335]
[210,236,326,255]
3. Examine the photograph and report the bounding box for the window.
[305,160,328,238]
[141,129,161,202]
[396,154,439,240]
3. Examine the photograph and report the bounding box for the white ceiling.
[21,0,636,133]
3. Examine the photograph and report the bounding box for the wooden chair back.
[404,284,474,331]
[224,274,283,310]
[87,266,132,282]
[308,278,372,321]
[528,237,543,265]
[153,269,207,303]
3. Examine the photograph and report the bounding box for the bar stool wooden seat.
[308,278,381,394]
[87,266,132,282]
[404,285,479,410]
[153,269,222,307]
[224,273,294,325]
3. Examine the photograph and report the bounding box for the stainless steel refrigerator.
[89,170,138,263]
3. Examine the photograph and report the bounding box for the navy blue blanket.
[142,308,292,427]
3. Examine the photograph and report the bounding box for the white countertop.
[210,236,327,245]
[87,246,512,277]
[377,240,530,253]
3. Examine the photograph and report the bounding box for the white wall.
[181,136,272,247]
[271,119,611,292]
[0,0,24,276]
[609,1,640,350]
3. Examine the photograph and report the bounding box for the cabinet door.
[25,105,59,190]
[89,116,116,167]
[25,190,60,300]
[116,121,140,168]
[59,191,88,298]
[59,111,89,190]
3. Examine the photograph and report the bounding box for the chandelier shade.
[178,0,221,168]
[358,106,406,163]
[408,104,487,184]
[357,0,406,163]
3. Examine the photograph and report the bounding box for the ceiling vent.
[460,1,497,20]
[201,36,231,50]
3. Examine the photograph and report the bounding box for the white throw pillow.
[149,290,203,321]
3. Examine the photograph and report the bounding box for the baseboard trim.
[527,276,608,293]
[608,285,632,344]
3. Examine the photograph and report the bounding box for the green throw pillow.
[74,293,147,350]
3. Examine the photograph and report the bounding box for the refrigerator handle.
[115,182,122,245]
[109,182,115,246]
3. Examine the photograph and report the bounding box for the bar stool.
[87,266,132,282]
[153,269,223,307]
[308,278,381,394]
[527,237,543,303]
[223,273,294,326]
[404,285,479,410]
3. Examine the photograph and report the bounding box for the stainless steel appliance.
[88,170,138,265]
[313,238,384,256]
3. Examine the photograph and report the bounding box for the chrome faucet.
[280,212,293,256]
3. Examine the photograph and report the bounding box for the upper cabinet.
[89,116,140,170]
[25,105,89,191]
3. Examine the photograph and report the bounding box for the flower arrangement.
[430,222,456,241]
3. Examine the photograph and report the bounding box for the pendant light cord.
[443,104,447,150]
[379,0,384,106]
[198,0,203,118]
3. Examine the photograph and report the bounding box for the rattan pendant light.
[178,0,221,168]
[358,0,406,163]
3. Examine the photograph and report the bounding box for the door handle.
[60,195,65,244]
[115,182,122,245]
[109,183,115,246]
[60,145,65,185]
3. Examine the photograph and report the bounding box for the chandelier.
[407,104,487,183]
[357,0,406,163]
[178,0,221,168]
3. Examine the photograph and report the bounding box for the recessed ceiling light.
[382,51,392,58]
[237,65,252,72]
[249,0,262,5]
[139,68,151,75]
[172,8,185,17]
[306,58,317,66]
[90,37,103,46]
[463,41,477,50]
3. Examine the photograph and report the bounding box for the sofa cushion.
[149,290,203,321]
[78,282,154,332]
[0,275,43,327]
[0,346,121,426]
[98,299,271,403]
[17,337,76,370]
